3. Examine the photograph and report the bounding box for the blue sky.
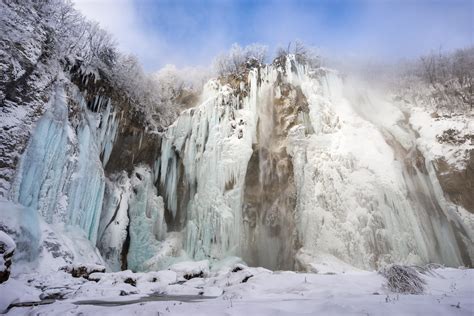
[73,0,473,72]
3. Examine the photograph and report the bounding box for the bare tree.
[214,43,268,77]
[275,41,321,68]
[419,47,474,111]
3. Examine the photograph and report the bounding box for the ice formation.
[98,166,167,271]
[286,62,469,268]
[4,56,473,273]
[157,56,473,270]
[126,167,167,271]
[158,77,255,263]
[96,172,131,271]
[8,79,120,264]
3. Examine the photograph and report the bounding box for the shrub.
[380,264,426,294]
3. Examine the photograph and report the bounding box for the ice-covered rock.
[10,83,109,245]
[97,166,167,272]
[169,260,210,280]
[0,199,105,274]
[287,61,471,269]
[0,231,15,283]
[127,167,167,272]
[142,232,186,271]
[96,172,131,271]
[60,263,106,279]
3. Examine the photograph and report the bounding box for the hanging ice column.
[11,82,120,247]
[158,65,303,268]
[12,84,73,225]
[159,78,258,260]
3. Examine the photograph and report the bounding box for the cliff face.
[3,51,473,272]
[0,1,166,272]
[434,146,474,215]
[242,78,309,270]
[0,1,58,196]
[0,1,159,197]
[1,2,473,274]
[68,62,163,176]
[155,58,473,271]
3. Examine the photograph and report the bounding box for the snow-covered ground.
[1,263,472,315]
[410,107,474,171]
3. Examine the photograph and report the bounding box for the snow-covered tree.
[275,41,320,68]
[214,43,268,77]
[419,47,474,111]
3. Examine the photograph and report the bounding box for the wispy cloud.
[72,0,473,72]
[72,0,167,70]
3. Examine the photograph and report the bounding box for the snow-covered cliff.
[1,2,472,273]
[1,51,473,274]
[154,56,473,271]
[0,1,165,272]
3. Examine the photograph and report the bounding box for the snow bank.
[169,260,210,280]
[0,199,105,274]
[3,266,471,315]
[410,108,474,170]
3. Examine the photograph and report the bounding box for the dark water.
[73,294,218,306]
[5,294,217,313]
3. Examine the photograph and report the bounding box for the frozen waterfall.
[157,56,473,270]
[6,57,472,272]
[10,81,120,255]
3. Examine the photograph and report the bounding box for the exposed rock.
[231,265,245,273]
[123,277,137,286]
[242,78,306,270]
[434,151,474,213]
[69,61,163,175]
[183,271,204,280]
[60,264,106,279]
[105,124,161,175]
[436,129,474,145]
[241,275,253,283]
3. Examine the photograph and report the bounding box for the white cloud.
[72,0,166,71]
[72,0,473,71]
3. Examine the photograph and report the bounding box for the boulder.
[0,231,16,283]
[60,263,106,279]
